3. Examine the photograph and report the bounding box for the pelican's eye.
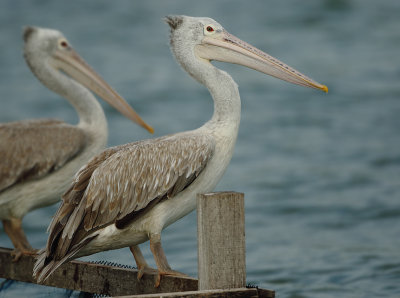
[58,38,69,50]
[204,24,216,36]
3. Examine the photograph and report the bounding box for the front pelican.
[0,27,152,260]
[34,16,327,286]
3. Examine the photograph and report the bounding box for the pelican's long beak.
[52,48,154,133]
[195,30,328,92]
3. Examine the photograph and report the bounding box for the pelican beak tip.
[147,125,155,134]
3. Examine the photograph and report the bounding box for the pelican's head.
[23,26,153,134]
[165,15,327,92]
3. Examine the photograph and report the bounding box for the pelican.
[34,16,327,286]
[0,27,153,260]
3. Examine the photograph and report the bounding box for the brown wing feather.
[43,134,215,262]
[0,119,87,192]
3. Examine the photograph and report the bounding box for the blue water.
[1,0,400,297]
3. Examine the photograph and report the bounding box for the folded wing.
[35,133,215,281]
[0,119,86,193]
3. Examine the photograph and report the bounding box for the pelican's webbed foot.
[2,218,37,262]
[149,233,189,288]
[129,245,158,280]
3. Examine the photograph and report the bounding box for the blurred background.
[0,0,399,297]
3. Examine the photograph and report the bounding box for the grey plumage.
[34,133,214,281]
[0,119,86,192]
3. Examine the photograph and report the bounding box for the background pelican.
[0,27,153,260]
[34,16,326,286]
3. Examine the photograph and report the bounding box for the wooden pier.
[0,192,275,297]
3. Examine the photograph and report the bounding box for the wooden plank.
[256,288,276,298]
[119,287,275,297]
[0,247,197,296]
[197,192,246,290]
[0,248,275,298]
[119,288,260,298]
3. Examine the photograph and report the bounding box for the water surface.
[1,1,399,297]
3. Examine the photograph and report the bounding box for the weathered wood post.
[197,191,246,290]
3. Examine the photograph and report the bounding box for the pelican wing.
[44,133,215,260]
[0,119,86,193]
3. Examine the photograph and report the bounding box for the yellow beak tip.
[147,126,155,134]
[321,85,328,93]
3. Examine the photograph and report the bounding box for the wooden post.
[197,192,246,290]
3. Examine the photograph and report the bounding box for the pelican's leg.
[2,218,36,261]
[149,233,188,288]
[129,245,157,280]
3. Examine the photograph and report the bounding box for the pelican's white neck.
[205,67,241,126]
[56,74,107,130]
[188,60,241,133]
[169,29,241,134]
[28,57,108,134]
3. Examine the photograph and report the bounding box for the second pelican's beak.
[195,29,328,92]
[51,45,154,134]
